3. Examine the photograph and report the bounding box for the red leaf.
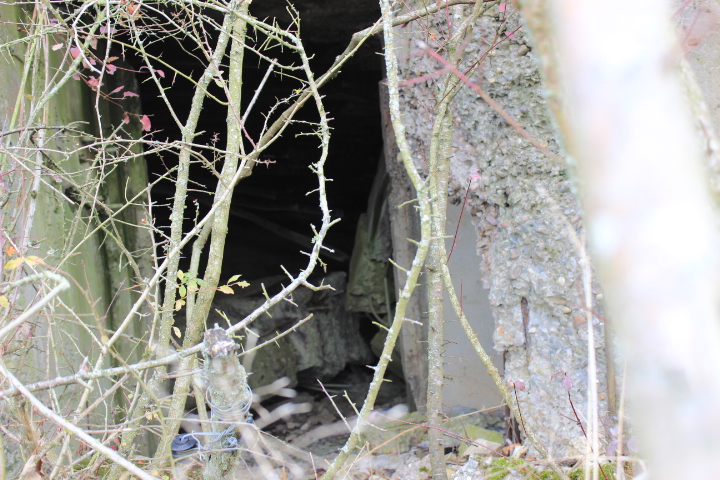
[514,380,526,391]
[123,112,130,124]
[106,63,117,75]
[110,85,124,94]
[140,115,151,132]
[70,47,81,59]
[563,375,574,390]
[87,76,103,90]
[123,91,139,97]
[499,3,506,12]
[505,30,517,40]
[51,43,63,51]
[139,66,165,78]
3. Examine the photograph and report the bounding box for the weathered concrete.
[193,272,374,389]
[0,4,151,475]
[384,2,611,454]
[442,203,503,412]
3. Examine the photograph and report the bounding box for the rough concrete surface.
[393,3,611,455]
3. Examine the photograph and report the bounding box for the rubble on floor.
[231,394,518,479]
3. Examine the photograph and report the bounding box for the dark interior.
[121,1,406,404]
[131,1,385,285]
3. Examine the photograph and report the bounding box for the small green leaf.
[195,278,206,287]
[177,270,185,281]
[0,296,8,308]
[237,280,249,288]
[178,285,186,298]
[228,274,242,283]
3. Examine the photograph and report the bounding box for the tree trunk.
[521,0,720,477]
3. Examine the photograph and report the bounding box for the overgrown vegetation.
[1,0,716,479]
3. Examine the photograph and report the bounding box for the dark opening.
[135,1,383,283]
[126,1,404,403]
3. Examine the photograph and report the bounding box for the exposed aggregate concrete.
[394,4,612,455]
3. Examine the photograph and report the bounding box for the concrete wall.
[442,203,503,413]
[0,4,151,475]
[384,1,611,455]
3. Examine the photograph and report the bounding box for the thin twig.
[416,41,564,163]
[0,364,159,480]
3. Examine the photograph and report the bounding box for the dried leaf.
[501,443,520,457]
[5,245,17,256]
[127,3,140,18]
[173,326,182,338]
[218,285,234,294]
[18,454,42,480]
[174,299,185,311]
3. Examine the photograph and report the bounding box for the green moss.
[485,457,533,479]
[569,463,618,480]
[484,457,621,480]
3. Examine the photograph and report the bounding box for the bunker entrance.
[132,1,407,406]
